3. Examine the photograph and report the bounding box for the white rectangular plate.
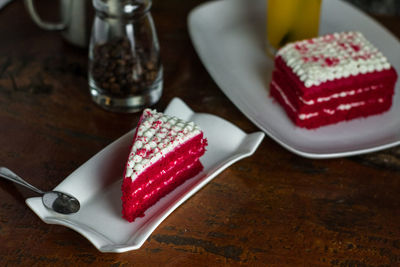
[188,0,400,158]
[26,98,264,253]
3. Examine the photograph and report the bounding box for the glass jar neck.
[93,0,152,17]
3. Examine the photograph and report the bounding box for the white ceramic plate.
[188,0,400,158]
[25,98,264,253]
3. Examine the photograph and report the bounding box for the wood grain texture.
[0,0,399,266]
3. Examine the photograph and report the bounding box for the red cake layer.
[271,81,393,129]
[121,133,206,222]
[272,63,396,113]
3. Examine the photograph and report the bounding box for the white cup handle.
[24,0,68,31]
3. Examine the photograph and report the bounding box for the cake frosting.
[270,31,398,129]
[125,109,202,179]
[278,31,391,88]
[122,109,207,222]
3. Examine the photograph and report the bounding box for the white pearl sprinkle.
[125,109,204,180]
[278,31,392,86]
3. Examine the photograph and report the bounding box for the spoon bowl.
[43,191,80,214]
[0,167,80,214]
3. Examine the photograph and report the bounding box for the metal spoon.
[0,167,80,214]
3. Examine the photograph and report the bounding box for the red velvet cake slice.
[121,109,207,222]
[270,31,398,129]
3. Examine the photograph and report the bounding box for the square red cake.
[121,109,207,222]
[270,31,398,129]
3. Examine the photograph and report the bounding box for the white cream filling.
[298,101,371,120]
[299,84,381,105]
[299,112,318,120]
[272,80,384,121]
[271,80,297,113]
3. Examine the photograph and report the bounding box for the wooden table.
[0,0,399,266]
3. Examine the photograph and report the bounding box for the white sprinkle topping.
[125,109,202,181]
[277,31,392,87]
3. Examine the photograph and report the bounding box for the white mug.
[24,0,93,47]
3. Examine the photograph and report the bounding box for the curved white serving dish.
[26,98,264,252]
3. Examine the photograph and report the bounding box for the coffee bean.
[90,37,160,97]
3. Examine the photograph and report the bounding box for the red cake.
[121,109,207,222]
[270,31,398,129]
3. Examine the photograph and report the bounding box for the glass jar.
[88,0,163,112]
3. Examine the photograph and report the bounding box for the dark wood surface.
[0,0,399,266]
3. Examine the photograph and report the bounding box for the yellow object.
[267,0,322,53]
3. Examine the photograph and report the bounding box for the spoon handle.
[0,167,45,195]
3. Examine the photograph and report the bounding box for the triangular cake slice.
[121,108,207,222]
